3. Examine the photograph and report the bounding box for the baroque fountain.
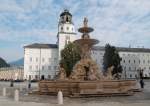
[39,18,138,97]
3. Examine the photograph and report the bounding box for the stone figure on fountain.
[57,64,67,80]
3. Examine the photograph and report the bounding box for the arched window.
[66,16,69,22]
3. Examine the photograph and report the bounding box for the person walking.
[140,79,144,89]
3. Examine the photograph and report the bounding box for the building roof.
[24,43,150,53]
[93,46,150,53]
[24,43,58,49]
[60,9,72,17]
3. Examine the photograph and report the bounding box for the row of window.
[27,75,52,79]
[61,26,74,31]
[127,73,150,78]
[122,53,150,57]
[122,59,150,64]
[29,65,58,71]
[124,66,150,71]
[29,57,57,63]
[91,51,104,55]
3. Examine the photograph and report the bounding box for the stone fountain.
[39,18,138,97]
[69,17,103,81]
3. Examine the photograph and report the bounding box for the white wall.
[58,23,76,60]
[24,48,59,80]
[120,52,150,78]
[91,50,104,71]
[91,49,150,79]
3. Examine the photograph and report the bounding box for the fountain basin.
[78,27,94,33]
[39,80,138,97]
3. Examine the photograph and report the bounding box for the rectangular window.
[36,58,38,62]
[48,75,51,79]
[54,66,57,70]
[124,66,126,70]
[129,60,130,63]
[49,58,51,62]
[30,57,32,62]
[42,58,45,62]
[42,66,44,70]
[29,65,32,70]
[36,65,38,70]
[54,58,57,61]
[129,67,131,71]
[48,66,51,70]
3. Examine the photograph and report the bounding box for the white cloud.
[1,0,150,61]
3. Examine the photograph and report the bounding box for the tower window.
[66,16,69,22]
[61,27,63,31]
[66,27,69,30]
[123,60,125,63]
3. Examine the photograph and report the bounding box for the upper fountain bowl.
[78,27,94,33]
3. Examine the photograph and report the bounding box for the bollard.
[14,89,19,101]
[57,91,63,105]
[3,88,6,96]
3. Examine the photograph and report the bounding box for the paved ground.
[0,80,150,106]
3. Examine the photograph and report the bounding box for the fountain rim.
[74,39,99,46]
[78,27,94,33]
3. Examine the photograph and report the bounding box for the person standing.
[140,79,144,89]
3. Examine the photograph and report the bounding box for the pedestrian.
[10,79,14,87]
[28,80,31,89]
[140,79,144,89]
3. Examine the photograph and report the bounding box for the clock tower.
[57,9,76,59]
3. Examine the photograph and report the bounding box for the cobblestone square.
[0,80,150,106]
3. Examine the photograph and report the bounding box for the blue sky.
[0,0,150,62]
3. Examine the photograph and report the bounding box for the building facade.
[0,66,24,80]
[24,10,150,80]
[91,46,150,79]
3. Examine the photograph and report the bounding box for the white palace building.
[24,10,150,80]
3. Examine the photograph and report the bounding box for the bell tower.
[57,9,76,59]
